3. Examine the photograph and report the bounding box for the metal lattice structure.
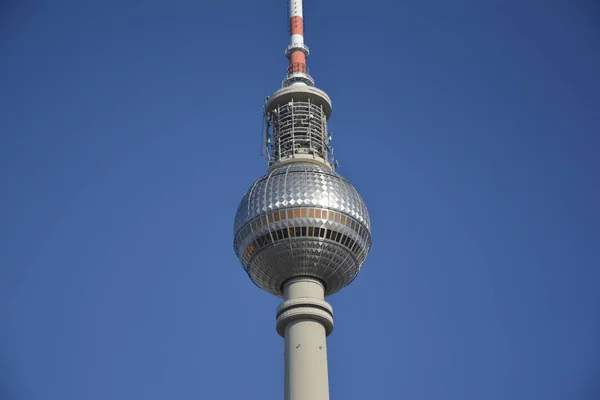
[266,99,329,166]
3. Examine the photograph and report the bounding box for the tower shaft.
[277,278,333,400]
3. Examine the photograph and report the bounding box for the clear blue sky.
[1,1,599,399]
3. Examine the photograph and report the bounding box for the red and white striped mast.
[284,0,313,86]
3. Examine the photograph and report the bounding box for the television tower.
[233,1,371,399]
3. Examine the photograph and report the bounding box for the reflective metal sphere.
[233,162,371,297]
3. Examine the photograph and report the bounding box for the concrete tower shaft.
[277,278,333,400]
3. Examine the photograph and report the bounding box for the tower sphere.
[233,162,371,297]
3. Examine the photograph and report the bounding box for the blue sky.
[1,1,599,399]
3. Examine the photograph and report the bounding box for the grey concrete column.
[276,277,334,400]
